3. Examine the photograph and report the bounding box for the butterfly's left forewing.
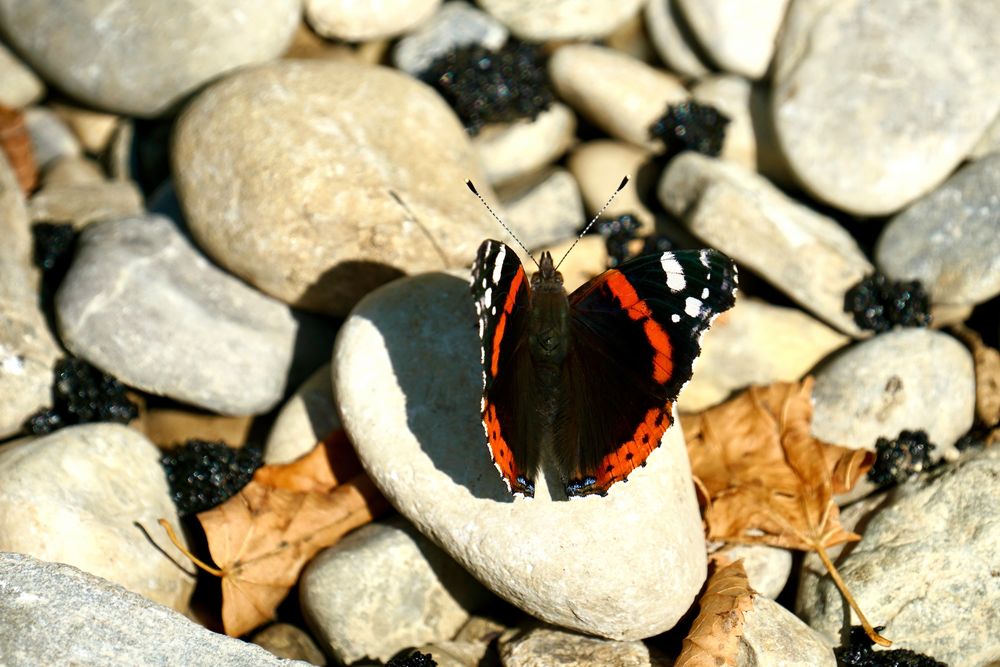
[559,249,738,496]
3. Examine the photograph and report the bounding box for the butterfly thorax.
[528,252,570,380]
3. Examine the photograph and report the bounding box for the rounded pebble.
[0,0,300,117]
[477,0,646,41]
[392,1,508,77]
[875,154,1000,307]
[772,0,1000,215]
[676,0,788,79]
[549,44,687,149]
[643,0,710,78]
[28,181,143,229]
[40,155,105,187]
[474,103,576,187]
[566,140,656,234]
[264,363,340,465]
[499,168,585,252]
[811,328,975,455]
[0,424,193,611]
[56,215,299,415]
[0,41,44,109]
[24,107,80,170]
[173,59,496,316]
[306,0,440,41]
[333,272,707,640]
[714,544,793,600]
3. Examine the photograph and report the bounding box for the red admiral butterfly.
[468,179,738,498]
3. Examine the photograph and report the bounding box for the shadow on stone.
[298,259,407,318]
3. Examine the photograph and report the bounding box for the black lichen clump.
[649,101,730,160]
[161,440,262,516]
[844,273,932,333]
[835,626,946,666]
[25,357,139,435]
[867,429,936,487]
[419,39,554,135]
[585,213,642,267]
[386,651,437,667]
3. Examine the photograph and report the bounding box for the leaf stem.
[158,518,224,577]
[814,543,891,647]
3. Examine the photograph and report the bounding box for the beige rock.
[739,596,836,666]
[567,140,656,234]
[51,104,120,154]
[264,363,340,465]
[305,0,441,41]
[714,543,793,600]
[677,0,789,79]
[250,624,326,665]
[24,107,80,170]
[643,0,710,78]
[28,181,144,228]
[498,168,585,252]
[474,103,576,187]
[0,41,44,108]
[478,0,646,41]
[499,624,670,667]
[40,155,105,187]
[692,74,757,171]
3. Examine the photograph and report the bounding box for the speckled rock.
[478,0,646,41]
[173,59,496,317]
[0,0,300,117]
[549,44,687,149]
[56,215,299,415]
[659,153,872,336]
[301,517,490,664]
[876,154,1000,307]
[499,169,585,252]
[0,41,43,108]
[28,181,143,228]
[393,1,508,76]
[265,363,340,465]
[714,544,793,600]
[811,329,975,456]
[0,553,307,667]
[692,74,756,171]
[0,424,193,611]
[499,624,670,666]
[798,447,1000,667]
[740,596,836,667]
[333,272,707,639]
[0,153,58,439]
[474,103,576,187]
[566,140,655,234]
[306,0,440,41]
[772,0,1000,215]
[24,106,81,170]
[679,297,849,413]
[643,0,710,78]
[678,0,788,79]
[251,623,327,665]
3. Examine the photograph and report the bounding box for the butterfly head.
[531,251,564,292]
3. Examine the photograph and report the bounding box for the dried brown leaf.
[952,324,1000,427]
[0,106,38,194]
[675,560,755,667]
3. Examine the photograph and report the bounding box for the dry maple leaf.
[675,560,755,667]
[161,432,388,636]
[952,324,1000,428]
[684,378,888,646]
[0,105,38,194]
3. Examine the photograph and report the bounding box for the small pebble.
[24,107,80,170]
[392,2,508,77]
[498,624,670,667]
[473,103,576,187]
[643,0,710,78]
[499,168,585,252]
[477,0,647,41]
[264,363,340,465]
[676,0,789,79]
[305,0,441,41]
[0,41,44,109]
[566,140,656,234]
[28,180,144,229]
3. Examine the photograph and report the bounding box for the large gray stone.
[797,448,1000,666]
[56,215,299,415]
[659,153,872,336]
[0,0,300,117]
[0,553,308,667]
[301,517,490,664]
[0,424,193,611]
[811,329,975,456]
[876,154,1000,306]
[173,59,496,317]
[333,272,707,640]
[772,0,1000,215]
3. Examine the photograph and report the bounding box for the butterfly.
[468,180,738,498]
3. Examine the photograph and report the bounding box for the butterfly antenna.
[555,175,629,271]
[465,179,540,270]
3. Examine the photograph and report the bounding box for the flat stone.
[173,59,496,317]
[797,447,1000,666]
[306,0,440,41]
[659,153,872,336]
[474,103,576,187]
[0,0,300,117]
[40,155,106,187]
[56,215,299,415]
[0,424,194,611]
[677,0,788,79]
[24,106,80,170]
[876,154,1000,306]
[811,329,975,455]
[691,74,756,171]
[499,624,669,667]
[28,181,144,229]
[714,544,793,600]
[477,0,646,41]
[498,168,585,252]
[301,516,490,664]
[0,553,308,666]
[0,41,44,108]
[392,1,508,76]
[264,363,340,465]
[549,44,687,149]
[643,0,710,78]
[333,272,707,639]
[739,595,836,667]
[772,0,1000,216]
[679,297,849,413]
[250,624,326,665]
[566,140,656,234]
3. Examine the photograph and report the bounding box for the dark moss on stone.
[835,626,947,666]
[648,101,729,160]
[161,439,262,516]
[24,357,139,435]
[844,273,932,333]
[867,429,936,487]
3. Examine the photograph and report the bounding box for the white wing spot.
[660,254,686,291]
[699,250,711,268]
[685,297,702,318]
[483,287,492,308]
[671,313,681,323]
[481,277,487,288]
[492,244,506,283]
[491,306,497,315]
[701,287,709,299]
